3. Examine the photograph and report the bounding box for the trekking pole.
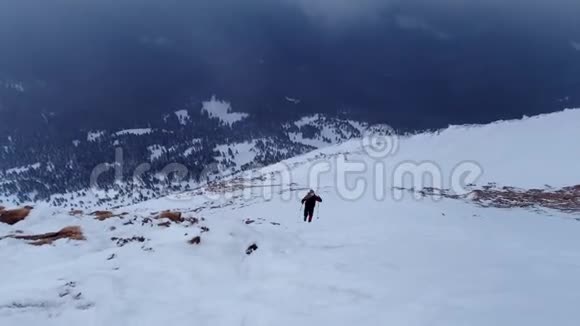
[315,186,322,220]
[316,202,321,220]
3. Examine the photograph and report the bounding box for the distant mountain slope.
[0,98,372,204]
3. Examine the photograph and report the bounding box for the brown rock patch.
[91,211,114,220]
[0,206,33,225]
[410,184,580,214]
[156,211,183,223]
[4,226,85,246]
[90,211,127,221]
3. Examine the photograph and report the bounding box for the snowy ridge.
[86,131,105,142]
[4,163,41,175]
[114,128,153,137]
[286,114,368,148]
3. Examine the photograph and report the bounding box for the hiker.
[301,190,322,223]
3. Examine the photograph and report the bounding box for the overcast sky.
[0,0,579,127]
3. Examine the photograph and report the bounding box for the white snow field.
[1,109,580,326]
[201,96,249,127]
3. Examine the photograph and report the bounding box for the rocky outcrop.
[468,185,580,212]
[0,206,33,225]
[91,211,114,220]
[3,226,85,246]
[188,236,201,245]
[156,211,183,223]
[412,185,580,214]
[90,211,128,221]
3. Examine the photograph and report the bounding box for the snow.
[148,145,166,161]
[294,114,321,128]
[201,96,249,127]
[287,132,329,148]
[285,96,301,104]
[2,109,580,325]
[397,108,580,189]
[5,163,41,175]
[87,131,105,142]
[289,114,367,148]
[114,128,153,137]
[174,110,189,125]
[183,139,203,157]
[214,141,258,170]
[72,140,81,147]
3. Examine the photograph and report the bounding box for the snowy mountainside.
[284,114,367,148]
[0,98,367,203]
[1,109,580,325]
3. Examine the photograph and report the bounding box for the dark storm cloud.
[1,0,580,129]
[1,0,579,47]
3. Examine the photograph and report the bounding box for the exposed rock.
[69,210,84,216]
[410,184,580,214]
[469,185,580,212]
[188,236,201,245]
[6,226,85,246]
[91,211,128,221]
[0,206,33,225]
[111,236,146,247]
[91,211,114,220]
[185,217,200,225]
[246,243,258,255]
[156,211,183,223]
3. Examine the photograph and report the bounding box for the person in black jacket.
[301,189,322,223]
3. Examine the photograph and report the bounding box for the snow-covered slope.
[1,109,580,326]
[201,96,249,127]
[285,114,367,148]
